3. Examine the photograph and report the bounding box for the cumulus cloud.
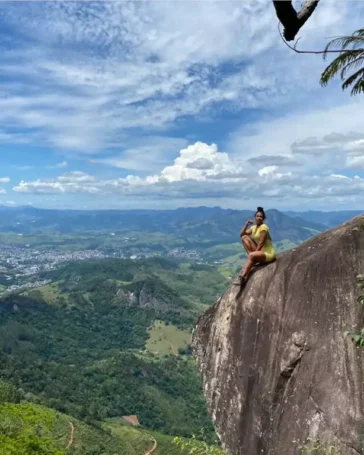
[0,177,10,184]
[248,155,300,167]
[291,132,364,155]
[13,171,100,194]
[11,141,364,208]
[186,158,214,171]
[13,142,247,196]
[290,131,364,171]
[150,142,244,183]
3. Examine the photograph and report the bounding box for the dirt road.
[144,436,157,455]
[66,422,75,449]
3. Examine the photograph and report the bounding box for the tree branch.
[278,25,364,54]
[273,0,321,41]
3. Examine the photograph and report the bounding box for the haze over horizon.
[0,2,363,211]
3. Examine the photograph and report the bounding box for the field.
[0,399,186,455]
[146,320,191,355]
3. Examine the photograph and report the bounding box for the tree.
[272,0,364,96]
[273,0,321,41]
[278,24,364,97]
[173,436,225,455]
[320,29,364,95]
[173,429,225,455]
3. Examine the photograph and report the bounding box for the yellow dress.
[251,223,276,262]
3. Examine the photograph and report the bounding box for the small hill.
[286,210,363,228]
[0,387,184,455]
[193,215,364,454]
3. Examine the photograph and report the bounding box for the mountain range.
[0,205,355,240]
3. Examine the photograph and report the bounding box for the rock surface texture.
[192,216,364,455]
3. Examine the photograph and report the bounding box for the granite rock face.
[192,216,364,455]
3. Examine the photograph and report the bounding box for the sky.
[0,0,363,211]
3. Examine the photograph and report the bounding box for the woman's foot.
[232,275,247,286]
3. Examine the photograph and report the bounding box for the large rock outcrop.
[192,216,364,455]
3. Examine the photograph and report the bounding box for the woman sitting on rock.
[233,206,276,286]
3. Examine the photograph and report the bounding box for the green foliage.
[344,274,364,346]
[0,258,222,438]
[173,430,225,455]
[294,437,340,454]
[0,401,185,455]
[0,380,21,404]
[0,403,66,455]
[321,29,364,96]
[344,328,364,347]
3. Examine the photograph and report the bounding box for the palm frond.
[341,68,364,95]
[340,55,364,79]
[320,28,364,96]
[323,29,364,60]
[320,51,362,86]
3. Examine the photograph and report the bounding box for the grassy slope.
[146,320,191,355]
[0,400,185,455]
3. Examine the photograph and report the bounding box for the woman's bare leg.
[241,251,266,277]
[233,250,266,286]
[241,235,257,254]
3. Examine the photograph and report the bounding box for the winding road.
[66,422,75,449]
[144,436,157,455]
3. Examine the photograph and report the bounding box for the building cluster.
[0,279,52,297]
[0,243,203,296]
[167,248,202,260]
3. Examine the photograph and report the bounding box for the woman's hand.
[240,220,253,237]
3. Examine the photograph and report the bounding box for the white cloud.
[292,132,364,155]
[186,158,215,170]
[227,97,364,182]
[151,142,244,183]
[346,156,364,170]
[90,136,188,172]
[11,141,364,209]
[0,188,6,194]
[0,1,362,153]
[13,171,99,194]
[56,161,68,169]
[2,2,364,210]
[0,177,10,184]
[258,166,278,177]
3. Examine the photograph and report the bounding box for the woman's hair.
[255,206,266,220]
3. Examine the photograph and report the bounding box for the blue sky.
[0,1,363,210]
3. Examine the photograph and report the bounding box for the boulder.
[192,216,364,455]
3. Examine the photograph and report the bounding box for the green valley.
[0,258,227,442]
[0,206,347,453]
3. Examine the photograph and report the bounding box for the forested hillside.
[0,258,226,439]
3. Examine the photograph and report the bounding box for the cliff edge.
[192,215,364,455]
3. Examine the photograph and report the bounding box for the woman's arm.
[240,221,253,237]
[256,230,267,251]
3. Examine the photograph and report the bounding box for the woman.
[233,207,276,286]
